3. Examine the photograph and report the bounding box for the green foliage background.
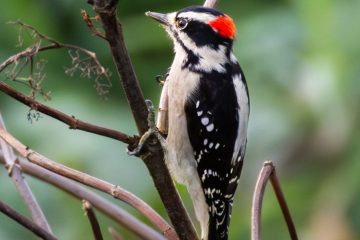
[1,0,359,239]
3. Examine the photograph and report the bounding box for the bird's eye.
[176,18,188,30]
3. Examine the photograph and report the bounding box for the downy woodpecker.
[146,6,249,240]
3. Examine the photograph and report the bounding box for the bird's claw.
[127,99,166,156]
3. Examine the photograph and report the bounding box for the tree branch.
[0,127,177,239]
[90,1,198,239]
[251,161,298,240]
[83,200,104,240]
[0,81,136,145]
[0,114,52,233]
[0,152,166,240]
[203,0,219,8]
[0,200,57,240]
[269,165,298,240]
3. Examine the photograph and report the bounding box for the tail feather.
[208,200,233,240]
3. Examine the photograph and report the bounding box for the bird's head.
[146,6,236,52]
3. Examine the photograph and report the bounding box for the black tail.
[208,200,233,240]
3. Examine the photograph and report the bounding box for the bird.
[146,6,250,240]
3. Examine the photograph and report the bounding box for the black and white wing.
[185,62,249,239]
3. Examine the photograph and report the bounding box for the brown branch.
[2,21,111,97]
[81,10,107,40]
[269,165,298,240]
[0,200,57,240]
[0,46,38,72]
[0,81,136,145]
[83,200,104,240]
[0,127,177,239]
[90,1,198,239]
[203,0,219,8]
[8,21,109,79]
[0,114,52,233]
[251,161,298,240]
[0,153,165,240]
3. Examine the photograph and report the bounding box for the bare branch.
[0,200,57,240]
[0,46,37,73]
[0,127,177,239]
[0,153,165,240]
[0,81,136,145]
[203,0,219,8]
[0,114,52,233]
[81,10,107,40]
[251,162,273,240]
[251,161,298,240]
[2,21,111,96]
[269,165,298,240]
[91,1,198,239]
[83,200,104,240]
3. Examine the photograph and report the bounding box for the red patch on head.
[209,15,236,39]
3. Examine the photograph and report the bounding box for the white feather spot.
[197,110,203,116]
[209,142,214,149]
[203,139,208,145]
[196,100,200,108]
[229,176,238,184]
[206,123,214,132]
[201,117,209,126]
[215,143,220,149]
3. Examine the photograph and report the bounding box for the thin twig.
[1,21,111,97]
[0,200,57,240]
[0,153,165,240]
[251,161,298,240]
[0,114,52,233]
[108,227,124,240]
[91,1,197,239]
[0,81,136,145]
[251,162,273,240]
[0,46,37,72]
[0,127,177,239]
[8,21,110,80]
[270,167,298,240]
[81,10,107,40]
[203,0,219,8]
[83,200,104,240]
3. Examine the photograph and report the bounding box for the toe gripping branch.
[127,100,166,157]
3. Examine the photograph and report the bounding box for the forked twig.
[0,152,165,240]
[2,21,112,96]
[251,161,298,240]
[0,200,57,240]
[83,200,104,240]
[81,10,107,40]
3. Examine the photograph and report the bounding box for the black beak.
[145,11,170,26]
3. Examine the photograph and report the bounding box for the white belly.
[165,60,200,183]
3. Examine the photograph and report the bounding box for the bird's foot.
[127,100,166,156]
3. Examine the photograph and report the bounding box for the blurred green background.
[1,0,359,239]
